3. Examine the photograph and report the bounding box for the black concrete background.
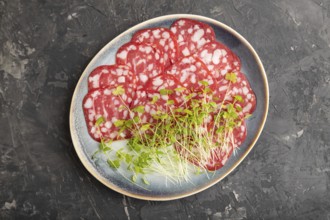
[1,0,330,219]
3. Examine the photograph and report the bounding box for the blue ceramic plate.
[70,14,269,201]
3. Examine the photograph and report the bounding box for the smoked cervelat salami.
[132,28,179,67]
[197,41,241,79]
[165,55,215,92]
[116,42,165,89]
[82,88,131,142]
[170,18,215,58]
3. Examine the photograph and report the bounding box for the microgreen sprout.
[91,83,245,185]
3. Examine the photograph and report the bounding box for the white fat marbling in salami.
[87,66,110,90]
[98,65,135,88]
[82,88,131,142]
[170,18,215,58]
[144,74,188,106]
[197,41,241,79]
[165,55,214,92]
[132,27,179,68]
[130,90,158,124]
[211,72,256,116]
[116,42,165,89]
[203,120,247,171]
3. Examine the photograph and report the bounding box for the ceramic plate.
[70,14,269,201]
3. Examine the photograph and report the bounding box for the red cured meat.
[204,121,247,171]
[170,18,215,58]
[165,55,215,92]
[231,73,256,116]
[132,27,179,67]
[130,90,158,124]
[144,74,188,106]
[116,42,165,89]
[82,88,131,142]
[88,65,136,91]
[211,72,256,115]
[98,65,136,88]
[83,90,103,141]
[174,112,247,171]
[196,41,241,79]
[87,65,110,90]
[231,120,247,148]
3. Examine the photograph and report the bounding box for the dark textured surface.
[0,0,329,219]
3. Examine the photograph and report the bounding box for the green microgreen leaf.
[236,105,243,112]
[183,109,193,115]
[159,89,173,95]
[132,105,145,113]
[167,100,175,105]
[174,87,186,92]
[234,95,243,103]
[133,116,140,123]
[124,119,134,128]
[142,177,150,185]
[209,102,217,108]
[199,80,209,86]
[91,150,99,159]
[184,94,194,100]
[95,116,105,127]
[125,154,133,163]
[151,95,159,104]
[118,105,126,111]
[225,73,237,83]
[112,85,125,95]
[203,87,212,94]
[114,120,125,127]
[140,124,151,132]
[107,159,120,169]
[131,174,137,182]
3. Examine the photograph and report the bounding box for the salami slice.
[232,73,256,116]
[231,120,247,149]
[116,42,165,89]
[88,65,136,92]
[87,65,110,90]
[98,65,136,88]
[132,28,179,67]
[165,55,215,92]
[211,72,256,115]
[83,89,104,141]
[170,18,215,58]
[197,119,246,171]
[83,88,131,142]
[197,41,241,79]
[130,90,158,124]
[144,74,187,106]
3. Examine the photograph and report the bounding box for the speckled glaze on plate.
[69,14,269,201]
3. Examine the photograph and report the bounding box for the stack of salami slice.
[83,18,256,170]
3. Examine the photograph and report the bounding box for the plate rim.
[69,13,269,201]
